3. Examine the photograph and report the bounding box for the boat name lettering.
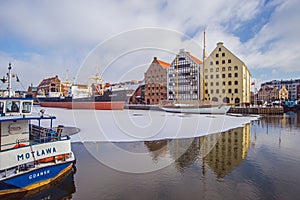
[29,170,50,180]
[17,147,57,161]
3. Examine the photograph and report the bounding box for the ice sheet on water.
[35,106,258,143]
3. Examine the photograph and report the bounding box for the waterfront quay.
[228,106,284,115]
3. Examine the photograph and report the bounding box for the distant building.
[261,79,300,100]
[279,85,289,100]
[129,85,145,104]
[257,85,280,103]
[204,42,251,105]
[167,49,203,101]
[144,57,170,105]
[37,75,61,95]
[27,85,38,98]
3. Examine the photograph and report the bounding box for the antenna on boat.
[8,62,12,97]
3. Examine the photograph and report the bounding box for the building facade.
[167,49,203,101]
[37,75,61,95]
[261,79,300,100]
[204,42,251,105]
[144,57,170,105]
[279,85,289,100]
[257,85,280,103]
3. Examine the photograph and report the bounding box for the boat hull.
[37,90,127,110]
[161,105,231,114]
[39,101,125,110]
[0,161,74,196]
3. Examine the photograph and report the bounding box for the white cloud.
[0,0,299,90]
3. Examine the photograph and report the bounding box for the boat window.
[22,101,32,113]
[6,101,20,113]
[0,102,4,114]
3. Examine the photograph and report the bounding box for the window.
[228,59,231,63]
[216,89,219,94]
[222,74,225,78]
[216,74,219,78]
[228,81,232,85]
[22,101,32,113]
[0,102,4,114]
[222,53,225,57]
[234,66,238,70]
[219,48,221,51]
[216,53,219,58]
[205,69,208,73]
[205,75,208,79]
[210,68,213,72]
[222,89,225,93]
[216,82,219,86]
[210,61,213,65]
[234,73,238,78]
[210,75,214,79]
[235,89,238,93]
[228,73,232,78]
[216,61,219,65]
[234,81,238,85]
[6,101,20,113]
[210,82,213,86]
[228,89,232,93]
[211,89,214,94]
[222,81,226,86]
[222,60,225,64]
[216,68,219,72]
[228,66,232,71]
[222,67,225,71]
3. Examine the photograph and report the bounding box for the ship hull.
[0,161,74,196]
[37,90,127,110]
[161,105,231,114]
[39,101,125,110]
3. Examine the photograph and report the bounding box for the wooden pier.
[228,107,284,115]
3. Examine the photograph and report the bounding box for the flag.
[251,81,255,85]
[16,75,20,82]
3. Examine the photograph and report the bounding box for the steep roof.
[157,59,170,68]
[187,52,203,65]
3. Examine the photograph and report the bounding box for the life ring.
[13,143,26,148]
[39,154,70,163]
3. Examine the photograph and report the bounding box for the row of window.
[216,53,226,57]
[210,59,232,65]
[205,88,239,94]
[205,73,239,79]
[205,80,239,86]
[206,66,238,73]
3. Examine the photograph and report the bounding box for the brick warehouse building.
[144,57,170,105]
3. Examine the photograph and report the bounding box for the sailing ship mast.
[201,31,206,101]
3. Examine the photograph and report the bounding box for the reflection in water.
[144,124,251,178]
[203,124,250,179]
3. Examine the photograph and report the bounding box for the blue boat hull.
[0,162,74,195]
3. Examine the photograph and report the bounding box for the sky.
[0,0,299,91]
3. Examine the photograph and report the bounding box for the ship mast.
[176,55,179,101]
[201,31,206,101]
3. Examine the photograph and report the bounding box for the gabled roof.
[157,59,170,68]
[187,52,203,65]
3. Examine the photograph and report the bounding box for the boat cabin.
[0,98,33,116]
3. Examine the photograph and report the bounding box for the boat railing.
[0,134,70,152]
